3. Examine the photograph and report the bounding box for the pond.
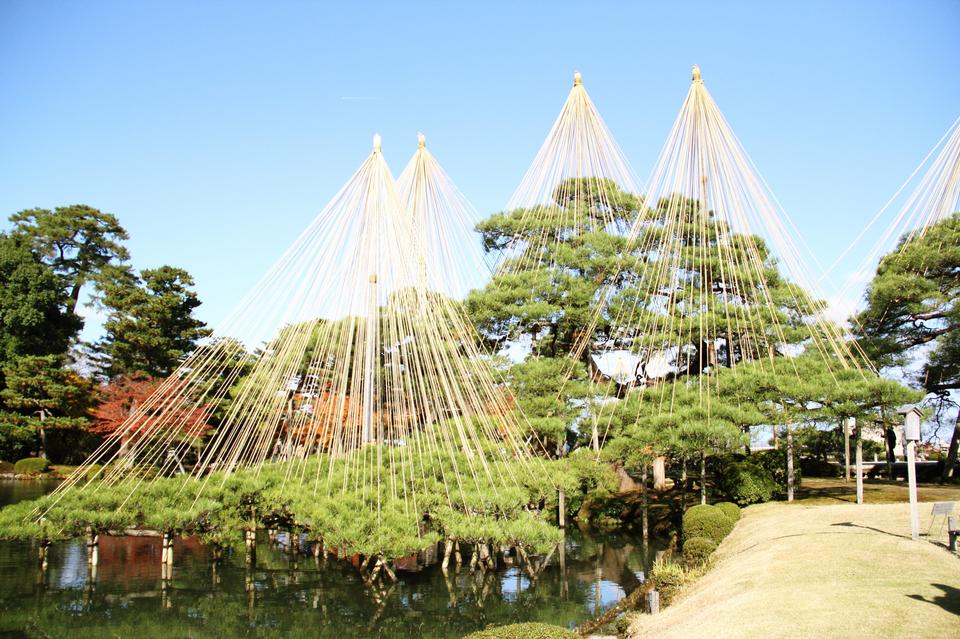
[0,480,666,638]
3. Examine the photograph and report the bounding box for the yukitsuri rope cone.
[583,66,872,447]
[489,71,641,276]
[34,135,550,552]
[826,115,960,299]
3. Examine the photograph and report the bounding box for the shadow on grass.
[908,583,960,615]
[829,522,911,540]
[794,485,855,503]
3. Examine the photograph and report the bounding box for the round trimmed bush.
[14,457,50,475]
[718,461,776,505]
[682,535,717,566]
[463,623,578,639]
[682,504,733,544]
[715,501,741,522]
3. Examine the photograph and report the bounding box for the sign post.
[899,406,922,541]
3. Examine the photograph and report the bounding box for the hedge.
[0,461,14,474]
[682,504,733,544]
[463,623,578,639]
[714,501,741,522]
[682,535,717,566]
[13,457,50,474]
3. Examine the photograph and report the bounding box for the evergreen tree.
[9,205,129,315]
[0,233,82,365]
[854,212,960,480]
[98,265,211,378]
[0,355,94,460]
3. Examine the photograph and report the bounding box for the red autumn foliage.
[92,373,209,439]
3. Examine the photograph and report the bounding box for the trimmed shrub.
[717,461,777,505]
[714,501,741,522]
[0,461,14,473]
[682,535,717,566]
[682,504,733,544]
[463,623,578,639]
[14,457,50,474]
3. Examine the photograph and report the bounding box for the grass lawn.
[629,496,960,639]
[796,476,960,506]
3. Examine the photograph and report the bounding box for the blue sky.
[1,1,958,340]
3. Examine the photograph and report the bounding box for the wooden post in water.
[85,526,99,566]
[558,489,566,528]
[244,528,256,566]
[161,531,174,568]
[38,539,50,572]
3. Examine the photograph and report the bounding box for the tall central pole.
[362,273,377,445]
[362,133,382,446]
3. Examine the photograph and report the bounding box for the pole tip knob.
[692,65,702,82]
[372,133,382,152]
[573,71,582,86]
[417,132,426,148]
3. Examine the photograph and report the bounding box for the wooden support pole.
[85,526,99,566]
[653,456,667,491]
[161,531,174,567]
[244,528,256,566]
[855,419,864,505]
[38,540,50,571]
[646,589,660,614]
[786,424,795,502]
[907,440,920,541]
[843,417,852,482]
[558,489,566,528]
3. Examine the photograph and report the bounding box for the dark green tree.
[9,205,130,315]
[0,355,94,460]
[98,265,211,378]
[854,212,960,480]
[0,233,82,365]
[467,178,643,360]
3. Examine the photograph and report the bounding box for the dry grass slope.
[630,498,960,639]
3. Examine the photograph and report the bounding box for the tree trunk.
[641,463,649,541]
[679,458,688,513]
[38,424,47,460]
[885,427,897,479]
[940,411,960,484]
[786,424,795,502]
[67,282,82,316]
[700,450,707,505]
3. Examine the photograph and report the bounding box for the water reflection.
[0,483,667,638]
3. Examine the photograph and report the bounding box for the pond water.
[0,480,666,638]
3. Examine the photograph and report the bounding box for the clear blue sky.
[2,1,958,340]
